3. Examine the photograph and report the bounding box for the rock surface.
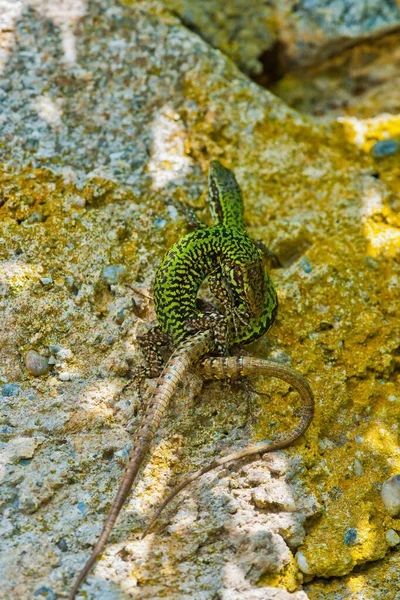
[0,1,400,600]
[270,30,400,120]
[161,0,400,75]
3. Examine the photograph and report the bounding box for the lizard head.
[225,260,265,323]
[208,161,245,232]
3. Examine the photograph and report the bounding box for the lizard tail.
[142,357,313,538]
[69,330,214,599]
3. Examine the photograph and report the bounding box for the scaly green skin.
[153,160,277,353]
[208,159,246,232]
[154,226,270,348]
[207,161,277,346]
[68,162,309,599]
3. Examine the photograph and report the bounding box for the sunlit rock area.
[0,1,399,599]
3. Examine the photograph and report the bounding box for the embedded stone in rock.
[372,139,399,157]
[1,383,20,397]
[101,265,126,285]
[25,350,49,376]
[252,480,297,512]
[386,529,400,547]
[235,527,291,583]
[381,474,400,516]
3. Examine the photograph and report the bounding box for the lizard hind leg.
[118,327,169,405]
[137,326,169,379]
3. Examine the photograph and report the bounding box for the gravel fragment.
[25,350,49,376]
[296,551,313,575]
[39,277,53,286]
[101,265,126,285]
[386,529,400,546]
[343,528,358,546]
[381,474,400,516]
[372,139,399,157]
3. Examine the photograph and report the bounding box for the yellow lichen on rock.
[1,2,400,599]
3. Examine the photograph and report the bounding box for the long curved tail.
[69,330,214,599]
[142,356,313,537]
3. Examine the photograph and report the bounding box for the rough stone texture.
[276,0,400,68]
[1,1,400,600]
[161,0,400,75]
[161,0,278,76]
[306,549,400,600]
[270,30,400,120]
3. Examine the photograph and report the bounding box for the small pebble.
[77,501,88,516]
[372,139,398,157]
[386,529,400,547]
[25,351,49,376]
[354,458,363,476]
[26,212,42,224]
[58,372,71,381]
[57,538,69,552]
[155,218,167,229]
[33,586,56,599]
[101,265,126,285]
[296,551,313,574]
[115,308,125,324]
[115,443,132,463]
[39,277,53,286]
[381,474,400,516]
[298,256,312,274]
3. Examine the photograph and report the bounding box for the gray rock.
[162,0,400,74]
[25,350,49,376]
[39,277,53,286]
[386,529,400,547]
[277,0,400,67]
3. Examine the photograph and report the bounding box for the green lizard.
[68,161,313,598]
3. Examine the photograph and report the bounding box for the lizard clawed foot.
[118,363,164,406]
